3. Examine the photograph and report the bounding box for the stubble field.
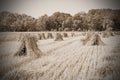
[0,32,120,80]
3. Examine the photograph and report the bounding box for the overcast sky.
[0,0,120,18]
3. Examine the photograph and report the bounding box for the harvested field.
[0,32,120,80]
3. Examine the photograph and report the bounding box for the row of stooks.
[15,31,118,58]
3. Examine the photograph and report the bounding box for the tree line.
[0,9,120,32]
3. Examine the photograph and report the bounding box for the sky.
[0,0,120,18]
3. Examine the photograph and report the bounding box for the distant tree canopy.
[0,9,120,32]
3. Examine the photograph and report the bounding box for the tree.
[35,14,48,31]
[0,9,120,31]
[62,17,73,31]
[46,12,71,31]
